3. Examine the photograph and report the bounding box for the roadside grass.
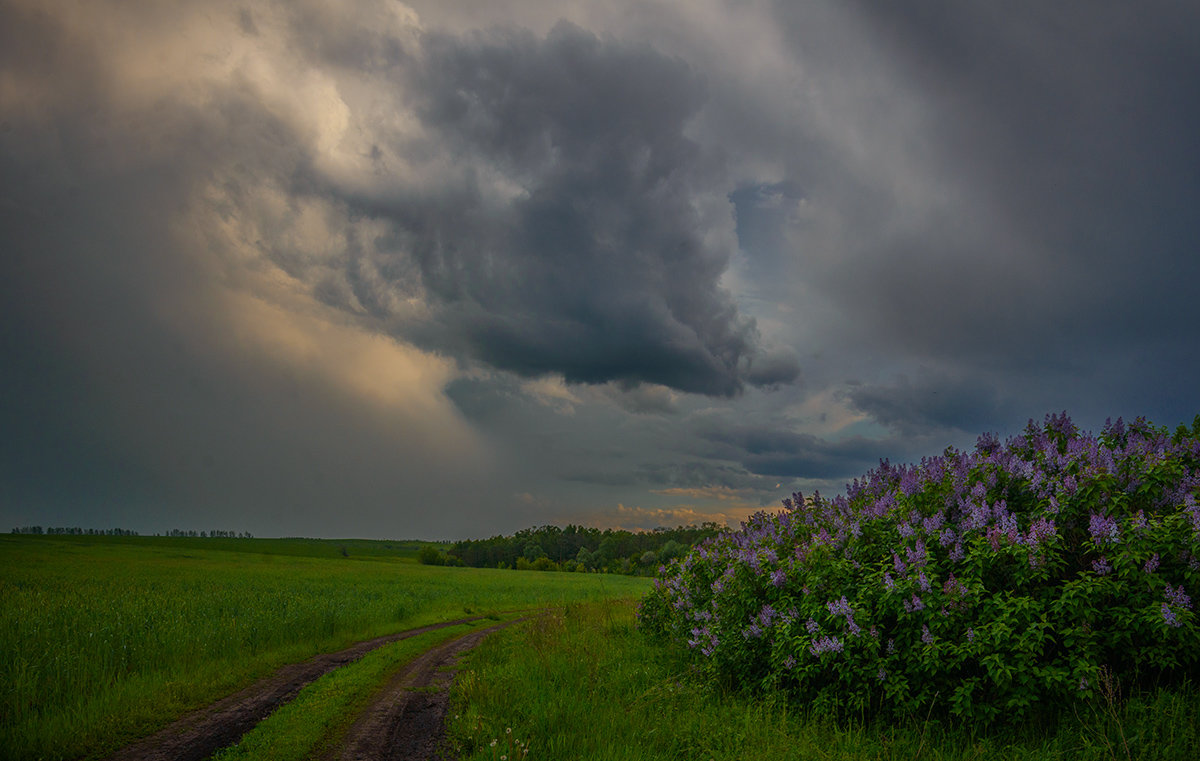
[448,600,1200,761]
[213,615,508,761]
[0,535,648,761]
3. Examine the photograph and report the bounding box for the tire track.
[329,619,519,761]
[102,616,492,761]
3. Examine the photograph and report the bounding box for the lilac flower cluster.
[809,634,844,655]
[1089,514,1122,546]
[638,412,1200,724]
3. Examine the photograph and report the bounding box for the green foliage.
[418,545,447,565]
[640,414,1200,726]
[450,599,1200,760]
[448,523,721,575]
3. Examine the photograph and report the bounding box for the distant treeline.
[10,527,253,538]
[429,523,723,575]
[10,526,140,536]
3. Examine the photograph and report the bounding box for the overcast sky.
[3,0,1198,539]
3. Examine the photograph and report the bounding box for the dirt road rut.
[330,620,515,761]
[102,616,496,761]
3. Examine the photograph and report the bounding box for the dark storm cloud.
[374,21,796,396]
[5,0,1199,539]
[695,420,888,481]
[840,371,1009,438]
[758,0,1200,431]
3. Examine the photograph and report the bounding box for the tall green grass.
[449,600,1200,760]
[0,535,649,761]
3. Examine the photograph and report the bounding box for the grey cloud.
[841,371,1009,437]
[608,383,680,416]
[365,21,794,396]
[695,420,888,481]
[747,0,1200,429]
[634,461,774,491]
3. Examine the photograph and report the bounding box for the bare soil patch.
[329,619,517,761]
[102,617,490,761]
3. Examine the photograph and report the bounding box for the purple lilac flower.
[827,596,852,618]
[887,638,895,654]
[771,568,787,587]
[997,510,1021,544]
[877,667,887,681]
[923,512,945,535]
[1162,603,1180,628]
[940,571,969,602]
[1089,514,1122,546]
[950,542,965,562]
[1184,494,1200,537]
[921,625,934,645]
[903,594,925,613]
[939,528,957,547]
[806,617,819,634]
[743,622,763,639]
[898,522,915,539]
[986,526,1004,551]
[918,572,931,592]
[809,635,844,655]
[1131,510,1148,532]
[1027,517,1057,548]
[1092,557,1113,575]
[1143,554,1160,574]
[966,627,976,643]
[883,572,895,591]
[906,540,928,568]
[1165,584,1192,610]
[893,553,908,576]
[784,655,796,669]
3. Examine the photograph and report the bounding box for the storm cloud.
[337,21,795,396]
[2,0,1198,538]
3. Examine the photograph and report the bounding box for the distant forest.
[429,523,724,575]
[9,526,252,538]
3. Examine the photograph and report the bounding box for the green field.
[7,533,1199,761]
[0,534,649,761]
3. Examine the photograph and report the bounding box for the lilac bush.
[638,413,1200,724]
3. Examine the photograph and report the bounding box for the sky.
[2,0,1199,540]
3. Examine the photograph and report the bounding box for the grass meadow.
[449,600,1200,761]
[0,534,649,761]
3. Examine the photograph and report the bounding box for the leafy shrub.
[417,546,446,566]
[639,413,1200,725]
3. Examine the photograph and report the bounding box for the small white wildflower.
[490,739,497,747]
[506,727,512,734]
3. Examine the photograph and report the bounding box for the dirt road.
[102,615,513,761]
[329,620,514,761]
